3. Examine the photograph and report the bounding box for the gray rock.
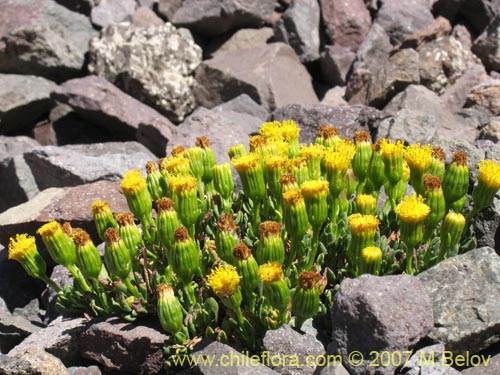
[207,28,274,58]
[89,22,202,123]
[158,0,183,20]
[367,48,421,108]
[472,15,500,71]
[54,0,95,15]
[0,348,69,375]
[452,23,473,50]
[0,74,56,135]
[9,316,86,366]
[23,142,155,190]
[400,344,461,375]
[167,95,267,163]
[320,0,372,51]
[352,23,392,72]
[274,0,320,63]
[374,0,434,44]
[80,317,167,375]
[472,195,500,252]
[52,76,175,156]
[263,324,325,375]
[345,68,372,104]
[441,64,488,111]
[194,43,318,112]
[438,138,485,184]
[90,0,136,29]
[179,340,280,374]
[171,0,277,38]
[460,351,500,374]
[0,136,39,161]
[321,87,348,107]
[269,104,385,144]
[320,45,356,86]
[465,80,500,116]
[418,247,500,354]
[131,7,164,27]
[379,84,472,145]
[0,0,96,82]
[68,366,102,375]
[0,308,41,354]
[418,36,480,95]
[0,180,129,246]
[398,16,452,50]
[479,117,500,142]
[41,265,73,323]
[330,274,434,375]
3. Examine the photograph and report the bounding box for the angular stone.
[345,68,373,105]
[194,43,318,112]
[168,95,267,163]
[399,16,452,50]
[0,0,96,82]
[0,309,41,354]
[90,0,136,29]
[400,344,461,374]
[9,317,86,366]
[352,23,392,72]
[0,180,129,247]
[452,23,473,50]
[23,142,156,191]
[171,0,277,38]
[320,45,356,86]
[41,265,73,323]
[158,0,183,20]
[379,85,472,145]
[479,117,500,142]
[320,0,372,51]
[472,195,500,252]
[321,87,348,107]
[418,36,480,95]
[263,324,325,375]
[466,80,500,116]
[0,348,69,375]
[131,7,164,27]
[418,247,500,354]
[460,351,500,374]
[473,15,500,71]
[269,104,385,144]
[433,0,499,34]
[0,74,56,135]
[68,366,102,375]
[52,76,175,156]
[367,48,420,108]
[374,0,434,44]
[89,22,202,123]
[273,0,320,63]
[441,64,488,111]
[330,274,434,375]
[80,317,168,375]
[180,340,280,375]
[207,28,274,58]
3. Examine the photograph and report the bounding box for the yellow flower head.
[333,139,356,157]
[404,144,433,173]
[301,180,329,198]
[348,214,380,234]
[159,156,190,175]
[37,220,63,238]
[259,121,284,141]
[287,156,308,171]
[206,264,241,297]
[299,144,325,160]
[8,234,36,261]
[280,120,300,141]
[380,139,405,161]
[395,194,431,224]
[282,188,304,206]
[121,169,147,195]
[168,175,197,194]
[324,150,353,174]
[268,140,290,156]
[232,153,260,173]
[249,135,267,151]
[444,212,466,226]
[265,155,288,171]
[91,200,112,216]
[317,125,339,140]
[258,262,284,284]
[478,160,500,190]
[402,160,410,180]
[171,144,185,157]
[361,246,383,262]
[356,194,376,207]
[146,161,160,175]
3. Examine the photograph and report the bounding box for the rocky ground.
[1,0,500,374]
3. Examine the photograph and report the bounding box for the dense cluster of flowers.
[8,120,500,370]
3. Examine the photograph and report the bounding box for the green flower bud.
[359,246,383,276]
[120,170,153,223]
[185,147,205,180]
[157,284,184,334]
[292,271,326,329]
[356,194,377,215]
[324,140,356,196]
[288,157,309,188]
[347,214,380,265]
[428,146,446,180]
[73,229,102,279]
[213,163,235,200]
[228,143,247,159]
[299,144,325,180]
[196,136,217,185]
[352,131,373,184]
[37,221,77,267]
[422,175,446,230]
[279,173,299,194]
[233,242,260,293]
[344,168,357,197]
[264,155,288,198]
[258,262,290,313]
[146,161,165,201]
[315,125,339,146]
[232,153,266,202]
[91,200,119,242]
[404,144,433,195]
[442,151,469,206]
[171,227,201,284]
[104,228,132,280]
[256,221,285,265]
[168,175,200,230]
[301,180,329,230]
[380,139,405,184]
[156,198,182,260]
[115,212,143,259]
[367,141,387,191]
[215,213,239,264]
[471,160,500,212]
[439,212,466,259]
[282,189,310,241]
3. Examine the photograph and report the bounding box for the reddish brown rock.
[466,80,500,115]
[320,0,371,51]
[398,16,452,50]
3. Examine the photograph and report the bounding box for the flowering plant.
[8,120,500,371]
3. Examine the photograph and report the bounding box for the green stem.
[39,274,62,293]
[91,278,109,310]
[123,276,139,297]
[182,282,196,306]
[305,226,320,271]
[252,199,262,235]
[67,264,92,293]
